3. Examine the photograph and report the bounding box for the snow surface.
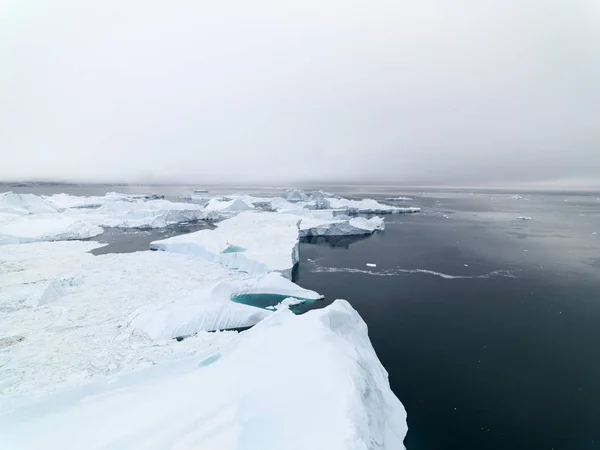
[0,192,59,215]
[151,211,301,278]
[83,199,211,228]
[0,241,266,397]
[204,198,255,213]
[0,301,407,450]
[327,197,420,214]
[44,192,133,209]
[0,215,103,245]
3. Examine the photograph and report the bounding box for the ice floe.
[327,197,420,214]
[299,215,385,237]
[0,215,103,245]
[0,192,59,215]
[0,301,407,450]
[151,211,301,278]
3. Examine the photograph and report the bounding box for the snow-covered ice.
[385,196,414,201]
[0,215,103,245]
[0,192,59,215]
[203,198,255,213]
[299,215,385,237]
[0,241,268,397]
[233,272,322,300]
[0,301,407,450]
[44,192,133,209]
[327,197,420,214]
[151,211,301,278]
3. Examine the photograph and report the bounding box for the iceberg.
[128,273,320,339]
[285,188,310,203]
[299,216,385,237]
[0,192,58,215]
[0,301,407,450]
[385,196,414,201]
[44,192,134,209]
[151,211,301,278]
[0,215,103,245]
[81,199,212,228]
[517,216,532,221]
[327,197,420,214]
[204,198,255,213]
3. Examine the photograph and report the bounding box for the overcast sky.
[2,0,600,186]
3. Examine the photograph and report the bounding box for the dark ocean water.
[3,184,600,449]
[295,192,600,450]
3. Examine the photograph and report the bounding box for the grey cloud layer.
[2,0,600,186]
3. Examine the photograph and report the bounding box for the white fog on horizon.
[2,0,600,188]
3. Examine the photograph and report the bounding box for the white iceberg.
[151,211,301,278]
[517,216,532,221]
[0,192,58,215]
[44,192,133,209]
[128,273,321,340]
[299,216,385,237]
[0,215,103,245]
[273,296,306,310]
[204,198,255,213]
[81,199,211,228]
[327,197,420,214]
[0,301,407,450]
[285,188,310,203]
[385,196,414,201]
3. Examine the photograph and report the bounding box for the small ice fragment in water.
[517,216,532,221]
[464,264,469,267]
[366,263,377,268]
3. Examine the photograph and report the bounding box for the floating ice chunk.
[299,215,385,237]
[0,300,407,450]
[285,188,309,203]
[204,198,254,213]
[274,297,306,310]
[0,215,103,245]
[193,189,209,193]
[151,211,301,278]
[517,216,533,221]
[366,263,377,268]
[80,199,211,228]
[510,195,523,200]
[44,192,133,209]
[0,192,58,215]
[327,197,420,214]
[385,196,414,201]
